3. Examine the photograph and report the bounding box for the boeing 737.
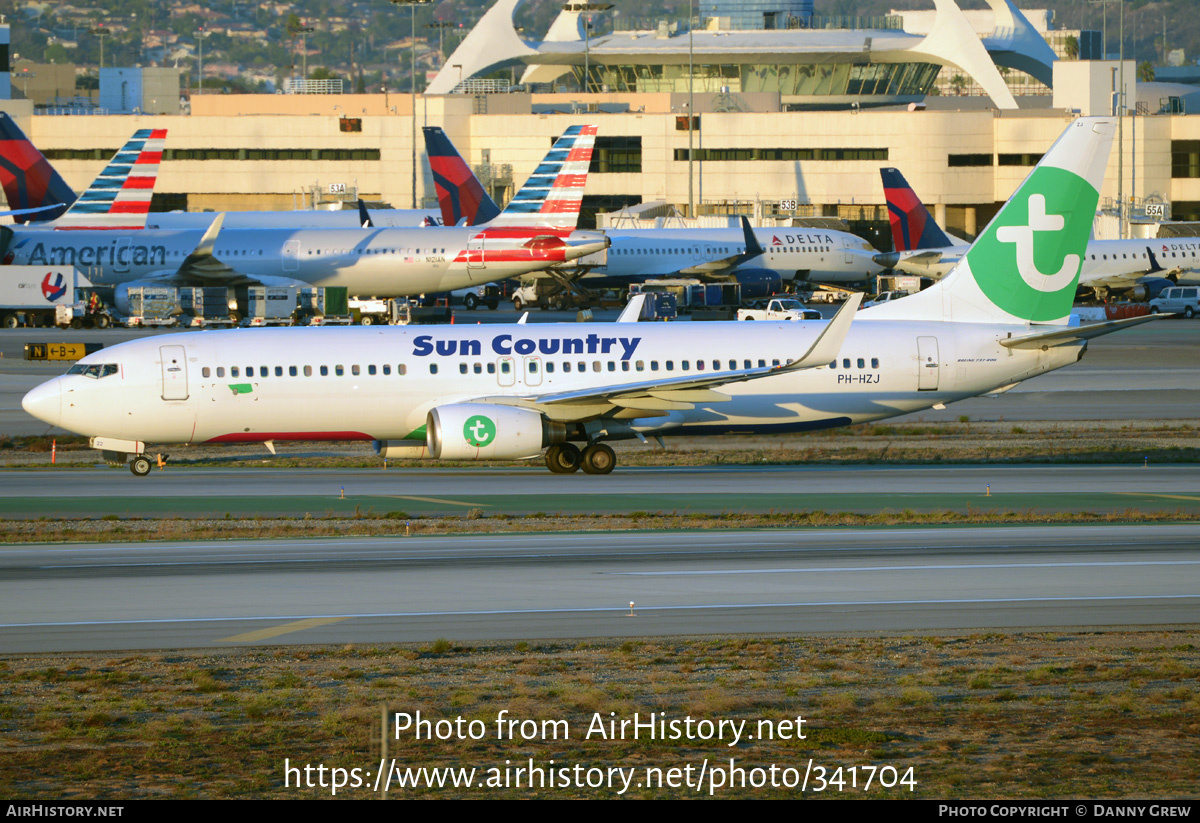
[879,165,1189,300]
[423,126,884,290]
[22,118,1158,477]
[0,126,607,309]
[0,113,438,229]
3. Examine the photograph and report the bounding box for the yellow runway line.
[218,616,350,643]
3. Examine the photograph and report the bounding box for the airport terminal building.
[5,0,1200,241]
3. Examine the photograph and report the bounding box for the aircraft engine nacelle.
[1128,278,1174,303]
[427,403,565,460]
[730,268,784,299]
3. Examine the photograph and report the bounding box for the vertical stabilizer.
[485,125,597,232]
[863,117,1115,326]
[881,167,954,251]
[0,113,76,222]
[55,128,167,230]
[423,126,502,227]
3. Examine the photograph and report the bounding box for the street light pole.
[89,26,108,70]
[689,0,694,217]
[392,0,432,209]
[194,27,207,94]
[562,3,612,93]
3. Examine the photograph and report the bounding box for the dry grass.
[1,632,1197,798]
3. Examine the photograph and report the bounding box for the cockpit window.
[67,364,118,379]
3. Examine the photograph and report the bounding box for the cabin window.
[320,366,328,376]
[758,359,766,368]
[398,364,407,375]
[304,366,312,377]
[352,365,361,376]
[829,361,836,369]
[666,361,674,372]
[367,365,376,375]
[682,361,690,371]
[290,366,298,376]
[606,361,615,372]
[474,363,483,374]
[202,367,211,378]
[636,361,644,371]
[744,360,752,369]
[621,361,630,372]
[651,361,659,371]
[578,362,586,372]
[335,365,344,376]
[546,362,554,373]
[696,361,705,371]
[383,365,391,375]
[563,362,572,373]
[430,364,438,374]
[857,358,865,369]
[593,361,602,372]
[260,366,268,377]
[274,366,283,377]
[842,359,851,369]
[460,363,468,374]
[530,362,540,374]
[501,361,511,374]
[773,359,781,367]
[487,363,495,374]
[231,367,240,377]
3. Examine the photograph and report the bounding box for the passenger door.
[160,345,189,400]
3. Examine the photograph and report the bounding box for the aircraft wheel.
[463,294,479,310]
[580,443,616,475]
[545,443,581,474]
[129,456,152,477]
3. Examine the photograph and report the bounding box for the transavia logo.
[40,271,66,302]
[967,166,1098,322]
[463,415,496,448]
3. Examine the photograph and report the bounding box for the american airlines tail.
[423,126,501,227]
[482,124,597,234]
[880,167,955,251]
[54,128,167,230]
[864,117,1116,326]
[0,113,77,222]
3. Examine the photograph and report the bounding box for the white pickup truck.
[737,297,822,321]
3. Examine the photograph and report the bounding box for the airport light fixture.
[1090,0,1126,237]
[426,20,455,59]
[194,27,208,95]
[562,3,612,93]
[89,26,109,70]
[290,25,314,82]
[392,0,434,209]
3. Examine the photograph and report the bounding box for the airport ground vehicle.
[0,266,111,328]
[861,291,910,309]
[737,297,822,321]
[1148,286,1200,318]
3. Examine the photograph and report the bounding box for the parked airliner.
[424,126,884,289]
[0,126,607,308]
[23,118,1157,476]
[879,165,1193,300]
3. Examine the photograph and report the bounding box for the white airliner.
[423,126,883,289]
[0,126,606,308]
[22,118,1158,477]
[878,165,1193,300]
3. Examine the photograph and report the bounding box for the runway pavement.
[2,464,1198,517]
[2,524,1197,652]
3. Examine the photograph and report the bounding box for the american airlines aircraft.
[0,114,439,229]
[0,126,608,307]
[22,118,1156,477]
[423,126,885,289]
[879,165,1190,300]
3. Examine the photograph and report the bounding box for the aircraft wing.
[476,294,861,420]
[676,217,764,275]
[999,314,1166,350]
[169,214,245,284]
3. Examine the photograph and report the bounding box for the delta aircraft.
[22,117,1158,477]
[423,126,885,292]
[879,165,1194,300]
[0,126,608,310]
[0,113,439,229]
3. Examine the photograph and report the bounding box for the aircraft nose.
[21,378,61,426]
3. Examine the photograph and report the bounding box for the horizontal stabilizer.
[999,313,1166,349]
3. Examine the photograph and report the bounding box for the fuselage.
[589,227,883,285]
[4,225,608,296]
[24,318,1083,448]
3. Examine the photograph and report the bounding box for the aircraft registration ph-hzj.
[423,125,885,291]
[23,118,1162,477]
[0,126,607,309]
[878,165,1196,300]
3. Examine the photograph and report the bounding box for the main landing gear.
[544,442,616,475]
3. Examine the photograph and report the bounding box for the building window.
[998,153,1044,167]
[949,153,993,167]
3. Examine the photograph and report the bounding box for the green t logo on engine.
[463,414,496,447]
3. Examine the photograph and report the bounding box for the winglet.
[357,198,374,229]
[1145,246,1164,275]
[739,215,764,257]
[181,213,225,268]
[781,293,862,371]
[616,293,647,322]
